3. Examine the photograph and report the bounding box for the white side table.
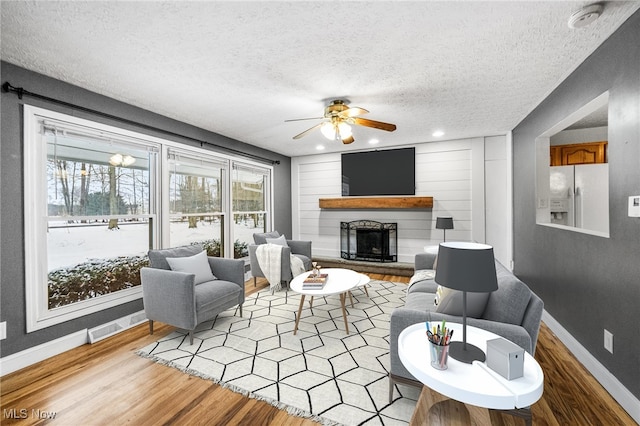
[398,322,543,424]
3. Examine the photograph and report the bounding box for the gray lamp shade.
[435,217,454,230]
[435,242,497,292]
[435,241,498,364]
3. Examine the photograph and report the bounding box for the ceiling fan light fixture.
[342,135,355,144]
[320,121,352,141]
[109,153,123,166]
[288,99,395,144]
[337,122,352,138]
[109,153,136,167]
[320,122,336,140]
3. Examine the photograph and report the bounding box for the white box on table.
[486,337,524,380]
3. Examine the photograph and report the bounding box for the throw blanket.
[256,244,306,292]
[290,254,306,279]
[407,269,436,293]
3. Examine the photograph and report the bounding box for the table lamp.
[435,217,454,242]
[435,242,498,363]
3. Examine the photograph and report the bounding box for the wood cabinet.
[550,141,607,166]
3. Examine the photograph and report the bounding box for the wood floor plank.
[1,273,635,425]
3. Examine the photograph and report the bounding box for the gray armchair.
[248,231,312,287]
[140,244,245,345]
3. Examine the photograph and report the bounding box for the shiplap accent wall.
[291,137,511,264]
[485,135,511,266]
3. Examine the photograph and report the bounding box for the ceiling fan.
[286,100,397,144]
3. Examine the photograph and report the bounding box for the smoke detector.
[568,4,604,29]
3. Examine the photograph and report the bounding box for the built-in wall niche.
[535,91,609,237]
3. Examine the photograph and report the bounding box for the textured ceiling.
[1,1,638,157]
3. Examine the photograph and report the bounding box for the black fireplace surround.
[340,220,397,263]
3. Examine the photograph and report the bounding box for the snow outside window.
[232,163,272,258]
[168,150,226,256]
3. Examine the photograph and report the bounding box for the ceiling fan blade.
[342,135,355,144]
[285,117,323,122]
[353,117,397,132]
[339,107,369,118]
[292,122,323,139]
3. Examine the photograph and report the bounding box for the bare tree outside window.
[168,152,224,254]
[45,128,153,308]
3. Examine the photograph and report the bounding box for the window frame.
[24,105,275,332]
[230,161,274,257]
[24,105,163,332]
[165,147,229,253]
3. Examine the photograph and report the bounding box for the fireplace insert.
[340,220,397,262]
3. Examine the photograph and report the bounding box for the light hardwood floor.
[1,273,635,425]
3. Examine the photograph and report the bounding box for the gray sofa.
[389,251,544,400]
[141,244,245,345]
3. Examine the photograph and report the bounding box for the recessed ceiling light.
[369,138,379,145]
[432,130,445,137]
[316,145,325,151]
[568,4,603,29]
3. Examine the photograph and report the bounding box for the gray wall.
[512,11,640,399]
[0,62,292,357]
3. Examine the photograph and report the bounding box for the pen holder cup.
[429,341,450,370]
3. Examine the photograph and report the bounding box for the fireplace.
[340,220,397,263]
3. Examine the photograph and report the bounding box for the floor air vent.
[128,311,148,326]
[88,310,147,344]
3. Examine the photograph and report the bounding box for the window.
[24,105,275,332]
[167,149,227,256]
[25,106,160,331]
[232,163,271,258]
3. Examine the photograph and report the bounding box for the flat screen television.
[341,147,415,196]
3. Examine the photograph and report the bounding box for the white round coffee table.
[290,268,362,335]
[351,273,370,300]
[398,322,543,423]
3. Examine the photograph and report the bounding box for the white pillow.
[265,234,289,247]
[166,250,216,285]
[435,285,490,318]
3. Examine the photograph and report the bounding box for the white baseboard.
[542,310,640,424]
[0,329,88,377]
[1,310,149,375]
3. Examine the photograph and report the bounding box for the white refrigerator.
[549,164,609,233]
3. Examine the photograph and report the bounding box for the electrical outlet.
[0,322,6,340]
[604,329,613,354]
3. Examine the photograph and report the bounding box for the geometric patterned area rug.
[136,280,420,425]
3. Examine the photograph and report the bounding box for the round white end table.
[398,322,543,424]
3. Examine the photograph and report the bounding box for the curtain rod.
[2,82,280,165]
